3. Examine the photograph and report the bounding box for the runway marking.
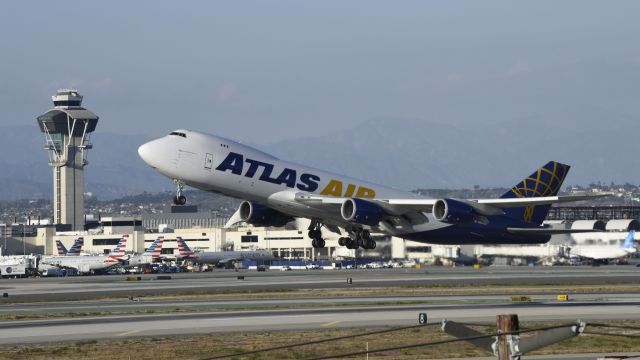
[116,329,141,337]
[320,321,341,327]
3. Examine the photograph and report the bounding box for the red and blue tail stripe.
[67,237,84,256]
[176,237,195,258]
[55,240,67,256]
[109,235,128,258]
[145,236,165,259]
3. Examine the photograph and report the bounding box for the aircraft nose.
[138,140,160,168]
[138,142,152,165]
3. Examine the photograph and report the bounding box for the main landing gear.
[309,220,326,249]
[173,179,186,205]
[310,221,376,250]
[338,228,377,250]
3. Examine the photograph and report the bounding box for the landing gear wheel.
[311,238,326,249]
[308,220,326,249]
[338,237,346,246]
[363,239,376,250]
[173,195,187,205]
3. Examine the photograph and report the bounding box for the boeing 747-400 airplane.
[138,129,606,250]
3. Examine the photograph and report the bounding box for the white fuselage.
[187,250,274,265]
[138,130,440,234]
[570,246,636,260]
[39,255,120,273]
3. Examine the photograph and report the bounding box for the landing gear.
[308,220,325,249]
[341,227,376,250]
[173,179,186,205]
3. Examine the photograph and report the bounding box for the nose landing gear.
[173,179,186,205]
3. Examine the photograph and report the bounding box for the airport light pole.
[22,213,26,256]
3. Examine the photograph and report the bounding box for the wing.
[294,192,608,216]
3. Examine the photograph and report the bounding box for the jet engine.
[238,201,293,227]
[341,198,385,226]
[433,198,475,223]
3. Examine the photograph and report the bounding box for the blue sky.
[1,1,639,143]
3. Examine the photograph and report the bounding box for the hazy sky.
[1,1,639,143]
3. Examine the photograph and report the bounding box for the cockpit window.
[169,131,186,138]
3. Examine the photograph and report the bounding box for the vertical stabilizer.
[56,240,68,256]
[500,161,570,225]
[623,230,636,249]
[110,235,128,258]
[176,237,195,257]
[67,237,84,256]
[145,236,165,259]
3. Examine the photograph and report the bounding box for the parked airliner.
[138,130,605,250]
[571,230,637,262]
[177,237,274,267]
[39,236,129,274]
[125,236,165,267]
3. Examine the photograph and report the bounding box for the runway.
[0,292,638,314]
[0,267,637,346]
[0,266,639,301]
[0,300,637,344]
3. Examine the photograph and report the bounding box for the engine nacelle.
[341,198,385,226]
[238,201,293,227]
[433,198,475,223]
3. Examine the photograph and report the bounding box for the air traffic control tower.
[37,90,99,231]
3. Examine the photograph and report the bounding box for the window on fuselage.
[169,132,186,138]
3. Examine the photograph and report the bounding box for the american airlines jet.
[138,130,605,250]
[176,237,274,267]
[124,236,165,267]
[40,236,129,274]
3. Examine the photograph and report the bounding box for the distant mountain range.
[0,114,636,200]
[258,115,637,191]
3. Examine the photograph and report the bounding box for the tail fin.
[56,240,68,256]
[67,237,84,256]
[500,161,570,225]
[145,236,164,259]
[110,235,128,258]
[176,237,194,257]
[623,230,636,249]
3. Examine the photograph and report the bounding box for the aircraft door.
[204,153,213,170]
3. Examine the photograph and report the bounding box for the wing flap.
[507,227,599,235]
[477,194,609,208]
